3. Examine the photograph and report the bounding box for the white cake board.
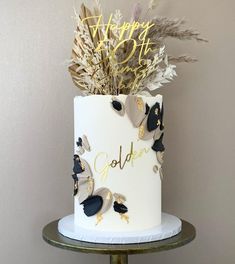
[58,213,182,244]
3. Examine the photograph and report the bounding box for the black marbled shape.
[73,155,84,174]
[112,100,122,111]
[81,195,103,217]
[76,137,83,147]
[73,184,78,196]
[145,103,150,115]
[113,201,128,214]
[147,102,161,132]
[152,133,165,152]
[160,103,164,131]
[72,174,78,181]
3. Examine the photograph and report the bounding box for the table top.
[42,219,196,255]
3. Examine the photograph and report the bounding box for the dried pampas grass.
[68,2,207,96]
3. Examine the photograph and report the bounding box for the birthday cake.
[73,94,164,232]
[57,1,206,243]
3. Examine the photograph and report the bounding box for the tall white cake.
[73,94,165,232]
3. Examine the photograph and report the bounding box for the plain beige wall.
[0,0,234,263]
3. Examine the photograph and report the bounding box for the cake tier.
[74,94,163,232]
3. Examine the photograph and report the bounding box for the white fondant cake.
[73,94,164,232]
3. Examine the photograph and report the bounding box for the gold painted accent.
[96,213,103,225]
[81,162,85,171]
[136,97,144,111]
[117,198,122,204]
[138,125,145,139]
[87,177,93,192]
[120,214,129,224]
[106,191,112,200]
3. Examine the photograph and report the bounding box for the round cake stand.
[42,219,196,264]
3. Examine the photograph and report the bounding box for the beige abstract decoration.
[156,151,164,165]
[77,146,85,155]
[156,151,164,180]
[154,127,163,140]
[76,135,91,155]
[82,135,91,152]
[159,167,164,181]
[77,177,94,203]
[93,188,113,215]
[125,95,146,127]
[113,193,126,204]
[153,165,159,173]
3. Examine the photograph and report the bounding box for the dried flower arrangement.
[68,0,207,96]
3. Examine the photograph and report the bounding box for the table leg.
[110,255,128,264]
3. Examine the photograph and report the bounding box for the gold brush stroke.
[95,212,103,225]
[120,214,129,224]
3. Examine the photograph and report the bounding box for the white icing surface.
[74,94,163,232]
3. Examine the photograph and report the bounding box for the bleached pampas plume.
[131,3,142,21]
[168,55,197,63]
[148,0,159,10]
